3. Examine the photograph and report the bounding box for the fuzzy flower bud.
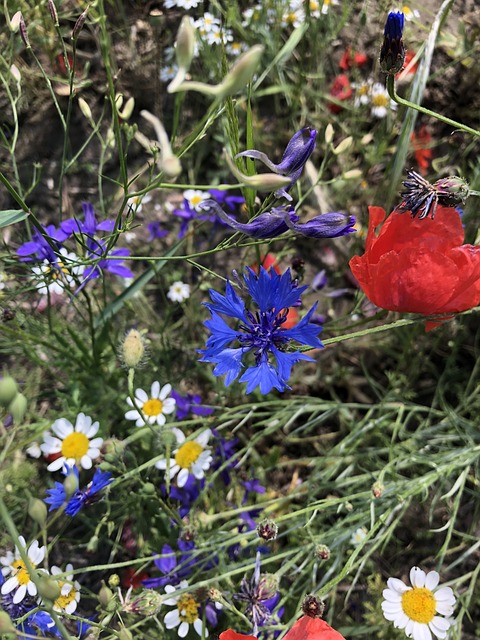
[8,392,27,423]
[372,481,384,498]
[0,376,18,406]
[380,11,405,74]
[256,518,278,541]
[315,544,331,561]
[216,45,263,98]
[302,594,325,619]
[121,329,145,368]
[130,590,163,615]
[98,582,115,608]
[29,497,48,526]
[433,176,470,208]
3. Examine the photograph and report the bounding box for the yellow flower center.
[142,398,163,417]
[323,0,332,6]
[11,560,33,586]
[285,12,297,23]
[401,587,436,624]
[372,93,389,108]
[177,593,200,624]
[55,583,77,611]
[175,442,203,469]
[358,84,370,96]
[310,0,319,9]
[61,432,89,460]
[190,194,204,207]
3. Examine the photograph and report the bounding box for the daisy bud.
[98,582,114,608]
[175,16,195,70]
[225,153,291,192]
[29,497,47,526]
[433,176,470,208]
[78,97,92,120]
[37,575,61,602]
[0,376,18,406]
[302,594,325,619]
[324,123,334,145]
[256,518,278,541]
[333,136,353,155]
[8,392,27,423]
[121,329,145,369]
[0,610,16,635]
[315,544,331,561]
[372,481,384,498]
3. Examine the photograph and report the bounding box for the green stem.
[386,75,480,138]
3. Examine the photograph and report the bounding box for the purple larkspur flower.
[200,201,356,239]
[147,221,169,241]
[200,267,324,394]
[17,225,69,262]
[235,127,317,200]
[60,202,115,237]
[143,540,196,589]
[171,390,214,421]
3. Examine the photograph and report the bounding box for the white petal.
[80,455,93,469]
[164,585,178,595]
[159,383,172,400]
[425,571,439,591]
[177,468,189,487]
[434,587,455,604]
[89,437,104,449]
[155,459,167,470]
[51,418,73,439]
[387,577,410,594]
[162,399,176,414]
[125,409,140,421]
[172,428,185,444]
[435,602,455,617]
[151,381,161,398]
[196,429,211,446]
[87,447,101,460]
[394,611,410,629]
[27,581,37,596]
[429,617,451,637]
[382,588,402,602]
[381,601,403,614]
[1,576,18,594]
[164,609,180,628]
[410,567,426,588]
[47,456,67,472]
[156,414,166,427]
[193,618,206,637]
[84,420,100,438]
[412,621,431,640]
[135,388,148,403]
[178,622,189,638]
[405,618,415,636]
[13,584,27,603]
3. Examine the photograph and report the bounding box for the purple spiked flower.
[235,127,317,200]
[200,267,323,394]
[200,201,356,239]
[380,11,406,74]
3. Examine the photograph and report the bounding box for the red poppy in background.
[395,50,418,81]
[349,206,480,330]
[122,568,150,590]
[327,74,352,113]
[220,615,345,640]
[410,125,433,176]
[339,47,368,70]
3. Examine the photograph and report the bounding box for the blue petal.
[239,361,286,394]
[205,281,246,320]
[271,347,313,384]
[282,304,324,348]
[203,313,239,353]
[210,348,245,386]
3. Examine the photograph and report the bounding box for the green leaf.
[0,209,28,228]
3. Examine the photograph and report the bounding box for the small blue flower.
[143,540,196,589]
[45,466,112,517]
[241,479,266,505]
[147,221,169,241]
[17,225,69,262]
[200,267,323,394]
[236,127,317,200]
[171,390,214,420]
[380,11,405,74]
[201,201,356,239]
[60,202,115,237]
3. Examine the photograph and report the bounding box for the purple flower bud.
[380,11,405,74]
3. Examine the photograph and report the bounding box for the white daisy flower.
[402,5,421,21]
[160,63,179,83]
[167,281,191,303]
[350,526,367,546]
[40,413,103,472]
[164,0,202,9]
[382,566,456,640]
[321,0,339,14]
[226,41,247,57]
[307,0,321,18]
[127,193,151,214]
[281,8,305,28]
[0,536,46,604]
[163,580,208,638]
[31,248,81,296]
[353,79,374,107]
[25,441,42,458]
[183,189,209,211]
[50,564,81,614]
[156,428,212,487]
[125,381,176,427]
[194,12,221,36]
[370,82,397,118]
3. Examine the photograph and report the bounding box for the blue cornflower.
[44,466,112,516]
[201,201,356,239]
[380,11,405,74]
[200,267,323,394]
[236,127,317,200]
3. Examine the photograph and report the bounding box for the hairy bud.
[302,594,325,619]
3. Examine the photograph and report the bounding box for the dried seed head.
[256,518,278,541]
[302,594,325,619]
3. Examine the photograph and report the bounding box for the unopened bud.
[72,8,88,39]
[10,11,22,32]
[380,11,406,74]
[0,376,18,406]
[121,329,145,368]
[302,594,325,619]
[160,154,182,179]
[63,468,79,497]
[10,64,21,83]
[217,45,263,98]
[118,628,133,640]
[29,497,47,526]
[324,123,334,145]
[256,518,278,541]
[433,176,470,208]
[78,97,92,120]
[333,136,353,155]
[0,610,16,636]
[372,481,384,498]
[8,392,27,423]
[119,97,135,121]
[208,587,223,603]
[175,16,195,70]
[343,169,362,180]
[48,0,59,26]
[130,589,163,615]
[98,582,114,608]
[258,573,279,599]
[108,574,120,588]
[225,153,291,192]
[37,575,61,602]
[19,15,30,48]
[87,534,99,552]
[315,544,331,561]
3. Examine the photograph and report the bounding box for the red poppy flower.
[349,206,480,330]
[410,125,433,176]
[220,615,345,640]
[339,48,368,70]
[327,74,352,114]
[122,568,150,590]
